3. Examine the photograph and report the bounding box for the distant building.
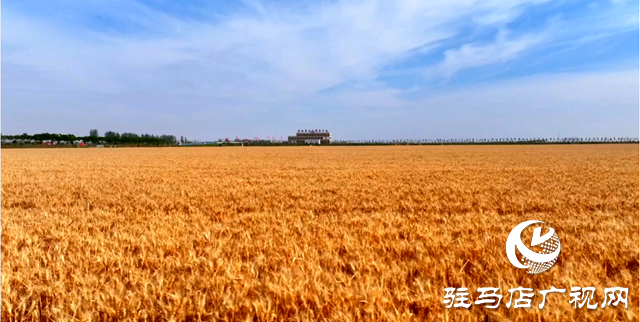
[288,129,332,144]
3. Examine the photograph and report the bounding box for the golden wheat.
[1,145,638,321]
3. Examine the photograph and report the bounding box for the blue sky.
[2,0,638,140]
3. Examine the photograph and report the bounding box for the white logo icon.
[506,220,561,274]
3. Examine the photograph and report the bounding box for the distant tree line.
[176,136,640,147]
[328,137,639,144]
[2,129,178,146]
[2,129,638,147]
[101,131,177,144]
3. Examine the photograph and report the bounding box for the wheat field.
[1,145,638,321]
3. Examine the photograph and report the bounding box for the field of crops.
[1,145,638,321]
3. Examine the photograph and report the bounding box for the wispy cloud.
[2,0,638,138]
[425,30,545,80]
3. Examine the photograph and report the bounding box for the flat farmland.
[1,145,638,321]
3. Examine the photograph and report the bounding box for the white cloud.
[3,0,562,96]
[1,0,638,138]
[425,30,545,80]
